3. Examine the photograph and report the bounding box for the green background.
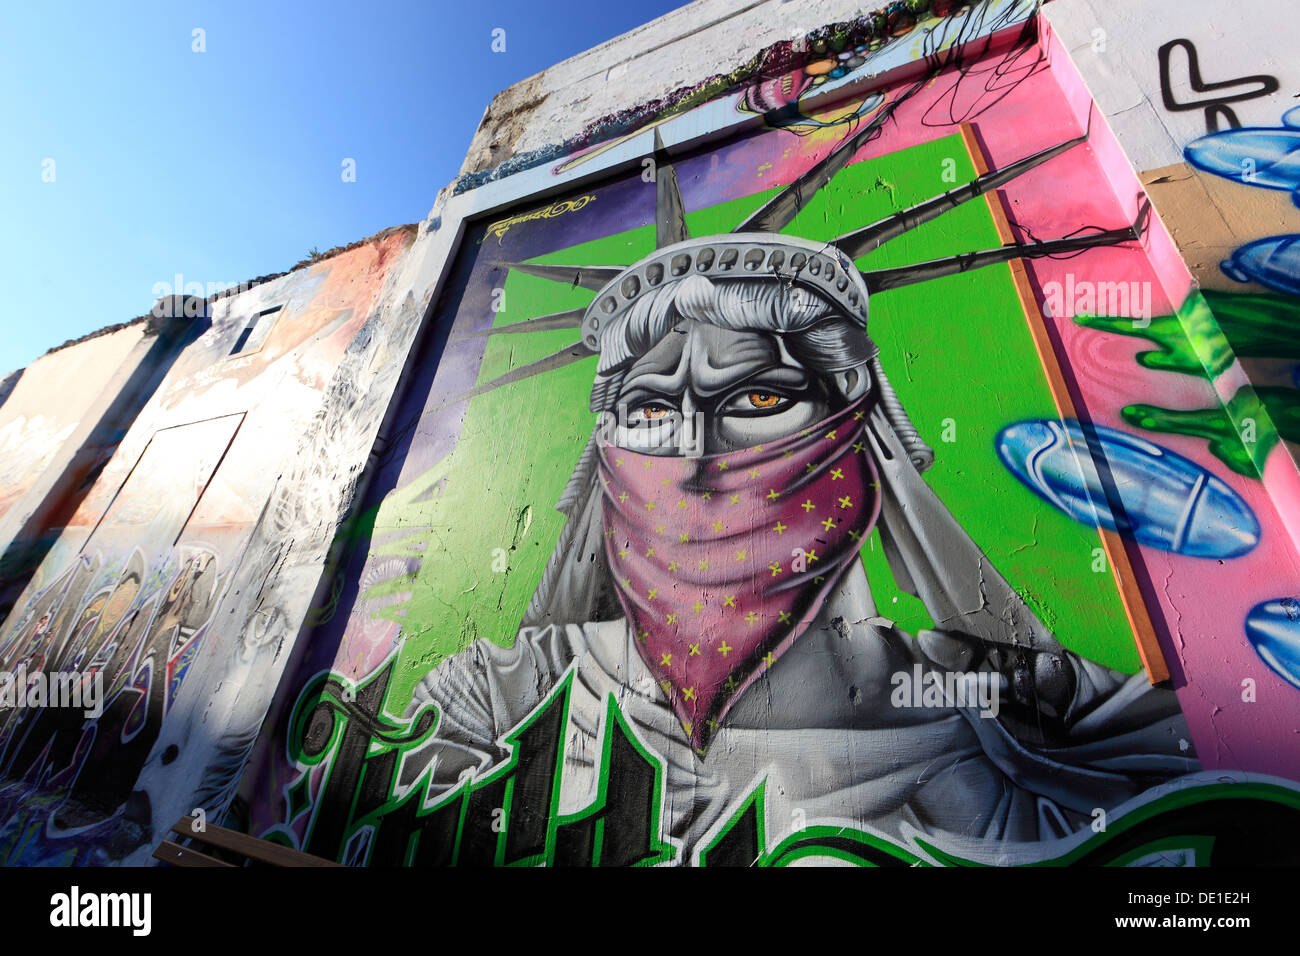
[364,132,1140,708]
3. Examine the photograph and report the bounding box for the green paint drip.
[1122,385,1300,478]
[1202,289,1300,359]
[1074,292,1234,378]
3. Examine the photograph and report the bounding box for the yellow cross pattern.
[668,561,681,572]
[763,652,776,667]
[805,462,817,473]
[718,640,733,657]
[723,595,736,607]
[645,501,656,510]
[852,442,865,453]
[661,652,673,665]
[621,577,632,588]
[706,718,720,733]
[661,477,672,485]
[692,600,705,614]
[717,460,729,471]
[735,549,747,562]
[801,499,815,512]
[773,521,788,535]
[806,549,819,563]
[769,562,782,576]
[848,529,862,541]
[648,587,659,599]
[615,457,624,467]
[839,496,853,509]
[618,548,629,559]
[745,611,759,624]
[644,459,653,469]
[677,499,688,509]
[655,524,666,534]
[689,643,701,656]
[679,532,690,543]
[766,489,779,501]
[778,610,791,624]
[821,516,837,530]
[683,687,696,701]
[748,468,761,479]
[712,520,724,532]
[854,411,864,420]
[825,430,837,440]
[637,629,648,643]
[697,559,710,570]
[646,547,656,557]
[618,492,629,503]
[830,468,844,480]
[665,614,678,626]
[728,494,740,505]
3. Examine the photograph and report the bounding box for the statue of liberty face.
[608,319,868,457]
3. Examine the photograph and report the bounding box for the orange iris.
[749,392,781,409]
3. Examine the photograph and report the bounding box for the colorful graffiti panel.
[224,31,1300,867]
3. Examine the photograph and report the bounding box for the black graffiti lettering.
[1157,38,1279,133]
[301,666,394,861]
[700,797,762,867]
[554,707,662,867]
[286,667,676,866]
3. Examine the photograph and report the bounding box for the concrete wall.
[0,324,146,530]
[0,227,427,865]
[3,0,1299,868]
[226,0,1300,866]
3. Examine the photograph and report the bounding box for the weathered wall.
[0,325,146,530]
[4,0,1299,869]
[0,227,421,865]
[228,0,1300,866]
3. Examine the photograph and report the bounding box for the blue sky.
[0,0,690,374]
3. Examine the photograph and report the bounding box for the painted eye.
[638,404,671,420]
[748,392,783,409]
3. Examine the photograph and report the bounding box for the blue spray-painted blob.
[996,419,1259,558]
[1246,598,1300,690]
[1220,235,1300,296]
[1185,129,1300,193]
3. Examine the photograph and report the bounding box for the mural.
[234,30,1300,866]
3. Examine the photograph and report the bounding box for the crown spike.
[497,262,625,291]
[835,132,1088,260]
[452,307,587,339]
[434,342,596,411]
[654,129,690,249]
[861,199,1150,293]
[732,75,928,234]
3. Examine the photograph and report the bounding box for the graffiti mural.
[0,229,416,865]
[229,26,1300,867]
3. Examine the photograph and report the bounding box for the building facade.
[1,0,1298,866]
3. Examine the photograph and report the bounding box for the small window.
[229,305,283,356]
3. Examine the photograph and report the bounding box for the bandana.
[597,397,881,753]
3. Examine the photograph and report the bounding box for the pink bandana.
[597,397,881,753]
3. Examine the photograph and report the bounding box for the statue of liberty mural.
[401,100,1195,863]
